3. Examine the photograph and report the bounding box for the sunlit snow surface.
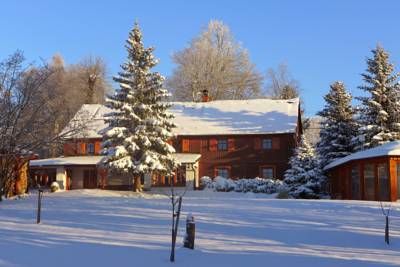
[0,190,399,267]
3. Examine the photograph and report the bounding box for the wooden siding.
[173,133,296,180]
[328,156,398,202]
[63,139,103,156]
[63,133,297,181]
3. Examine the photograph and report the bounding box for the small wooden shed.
[324,141,400,202]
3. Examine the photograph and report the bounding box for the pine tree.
[317,82,357,167]
[284,135,325,199]
[355,44,400,150]
[102,22,178,191]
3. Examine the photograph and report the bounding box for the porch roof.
[30,153,201,167]
[173,153,201,164]
[30,156,104,167]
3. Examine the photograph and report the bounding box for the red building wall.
[173,133,297,180]
[64,133,297,180]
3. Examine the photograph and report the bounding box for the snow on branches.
[355,45,400,150]
[101,22,178,190]
[284,136,326,199]
[317,82,357,167]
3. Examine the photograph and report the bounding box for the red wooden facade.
[327,156,400,202]
[62,132,298,181]
[172,133,296,180]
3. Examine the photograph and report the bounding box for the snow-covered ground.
[0,190,399,267]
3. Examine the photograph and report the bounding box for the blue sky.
[1,0,399,116]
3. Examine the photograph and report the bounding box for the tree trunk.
[134,175,142,192]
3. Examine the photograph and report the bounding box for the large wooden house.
[30,97,302,190]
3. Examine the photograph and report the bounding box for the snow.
[30,154,200,167]
[173,153,201,164]
[63,98,300,138]
[0,190,399,267]
[170,98,299,135]
[61,104,109,139]
[202,176,284,193]
[324,140,400,170]
[30,156,104,166]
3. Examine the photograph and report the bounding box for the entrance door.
[83,169,97,189]
[66,169,73,190]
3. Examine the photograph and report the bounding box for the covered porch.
[29,153,201,191]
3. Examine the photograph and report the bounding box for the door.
[66,169,73,190]
[83,169,97,189]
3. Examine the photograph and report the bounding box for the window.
[87,143,95,155]
[364,164,375,200]
[351,165,361,200]
[261,167,274,179]
[217,139,228,151]
[215,167,229,178]
[262,138,272,149]
[378,163,389,201]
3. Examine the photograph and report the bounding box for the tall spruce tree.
[102,22,178,191]
[317,82,357,167]
[355,44,400,150]
[284,135,325,199]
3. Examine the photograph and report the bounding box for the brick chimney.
[201,90,210,102]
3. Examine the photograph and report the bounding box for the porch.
[29,153,201,190]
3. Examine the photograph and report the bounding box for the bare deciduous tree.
[69,55,111,104]
[0,52,86,200]
[167,20,263,101]
[265,63,300,99]
[37,54,112,157]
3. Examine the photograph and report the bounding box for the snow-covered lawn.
[0,190,399,267]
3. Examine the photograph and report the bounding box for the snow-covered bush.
[200,176,284,194]
[200,176,212,189]
[213,176,236,191]
[50,182,60,192]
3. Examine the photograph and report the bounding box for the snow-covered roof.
[61,104,109,139]
[63,99,300,138]
[30,156,104,167]
[173,153,201,164]
[30,153,201,167]
[324,141,400,170]
[171,99,299,135]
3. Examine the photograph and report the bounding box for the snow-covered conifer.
[284,135,325,199]
[102,22,178,191]
[355,45,400,150]
[317,82,357,167]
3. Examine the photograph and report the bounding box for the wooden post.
[170,196,182,262]
[184,213,195,249]
[36,189,43,224]
[385,215,390,244]
[134,175,142,192]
